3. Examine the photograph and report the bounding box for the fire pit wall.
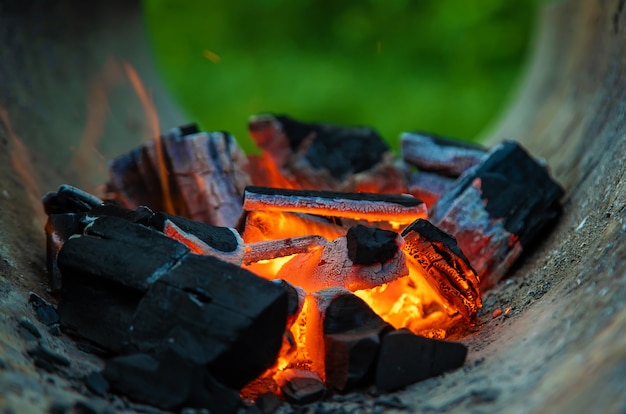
[0,0,625,412]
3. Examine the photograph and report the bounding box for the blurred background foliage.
[143,0,542,153]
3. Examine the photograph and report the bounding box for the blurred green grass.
[143,0,541,153]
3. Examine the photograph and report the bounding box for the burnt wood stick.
[430,141,564,289]
[277,232,408,292]
[375,328,467,392]
[243,235,327,265]
[243,186,427,225]
[401,132,487,177]
[402,219,481,324]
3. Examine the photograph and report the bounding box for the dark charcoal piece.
[255,392,283,414]
[249,113,390,181]
[107,125,251,227]
[131,254,288,389]
[375,329,467,392]
[28,292,59,326]
[402,219,481,323]
[430,141,564,289]
[401,132,486,177]
[243,186,426,225]
[57,215,288,389]
[42,184,103,215]
[323,292,392,391]
[103,350,242,413]
[346,225,398,265]
[279,370,326,405]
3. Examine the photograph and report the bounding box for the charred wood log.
[243,186,427,226]
[401,132,487,177]
[243,235,327,265]
[402,219,481,324]
[375,328,467,392]
[56,215,288,391]
[430,141,564,289]
[248,113,392,190]
[322,291,393,391]
[106,124,251,227]
[277,229,408,292]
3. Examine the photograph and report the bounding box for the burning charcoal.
[401,132,486,177]
[243,186,426,226]
[107,125,251,227]
[103,349,243,413]
[57,215,288,389]
[402,219,481,324]
[323,292,393,391]
[430,141,564,289]
[243,235,327,265]
[42,184,103,215]
[249,113,391,189]
[407,171,456,208]
[149,212,245,265]
[375,329,467,392]
[277,369,326,405]
[242,211,345,244]
[277,231,408,292]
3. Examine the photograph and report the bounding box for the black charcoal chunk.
[431,141,564,247]
[251,114,390,180]
[130,254,288,389]
[45,213,85,291]
[180,123,200,136]
[346,225,398,265]
[401,132,487,177]
[103,350,242,413]
[280,371,326,405]
[28,292,59,326]
[375,329,467,392]
[60,215,190,292]
[323,293,392,391]
[42,184,103,215]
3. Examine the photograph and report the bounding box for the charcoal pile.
[42,114,564,412]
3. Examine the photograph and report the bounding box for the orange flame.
[0,106,45,227]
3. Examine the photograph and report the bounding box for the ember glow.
[45,113,562,408]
